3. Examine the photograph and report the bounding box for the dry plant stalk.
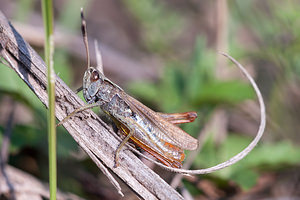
[0,10,266,199]
[0,11,182,199]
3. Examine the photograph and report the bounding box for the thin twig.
[216,0,229,78]
[94,40,104,74]
[134,53,266,174]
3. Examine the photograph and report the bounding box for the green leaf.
[0,65,44,111]
[159,66,184,112]
[0,125,46,153]
[193,80,255,105]
[185,37,215,101]
[208,134,300,189]
[245,140,300,167]
[230,168,259,190]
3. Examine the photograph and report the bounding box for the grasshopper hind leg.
[158,111,197,125]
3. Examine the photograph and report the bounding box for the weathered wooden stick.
[0,10,183,200]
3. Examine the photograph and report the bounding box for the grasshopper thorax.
[83,67,105,104]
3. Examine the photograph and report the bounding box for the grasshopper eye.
[90,70,100,82]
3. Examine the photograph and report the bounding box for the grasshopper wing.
[121,92,198,151]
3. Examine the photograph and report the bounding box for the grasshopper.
[58,10,198,168]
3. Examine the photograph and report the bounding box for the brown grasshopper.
[58,9,198,168]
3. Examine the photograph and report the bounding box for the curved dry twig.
[123,53,266,174]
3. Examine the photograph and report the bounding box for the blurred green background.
[1,0,300,199]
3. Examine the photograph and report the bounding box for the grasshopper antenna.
[81,8,90,69]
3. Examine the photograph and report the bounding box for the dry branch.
[0,10,183,200]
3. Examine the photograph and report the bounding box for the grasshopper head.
[80,10,106,104]
[83,67,104,103]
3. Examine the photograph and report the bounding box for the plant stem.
[41,0,56,199]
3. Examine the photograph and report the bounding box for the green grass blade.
[41,0,56,199]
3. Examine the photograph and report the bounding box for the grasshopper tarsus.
[114,156,120,168]
[75,86,83,94]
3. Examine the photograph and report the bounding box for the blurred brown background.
[0,0,300,199]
